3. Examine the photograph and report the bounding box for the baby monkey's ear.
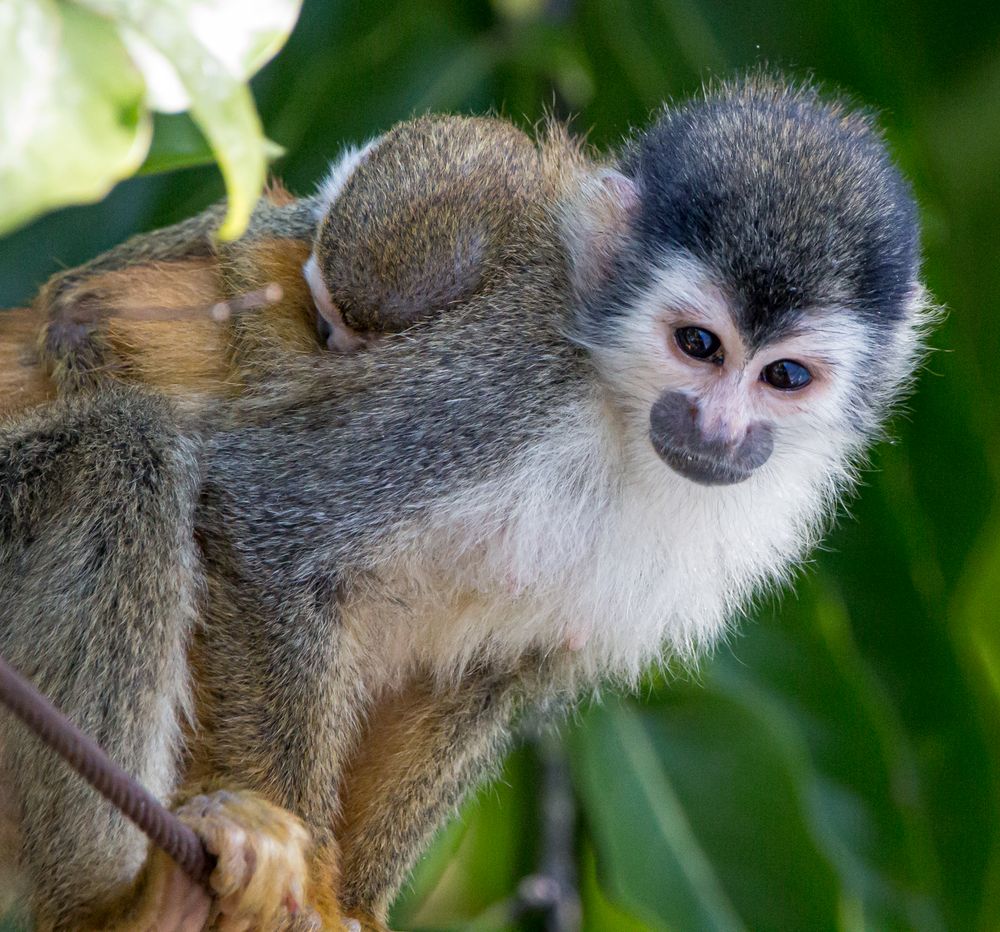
[562,168,639,297]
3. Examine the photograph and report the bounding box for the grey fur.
[0,386,201,928]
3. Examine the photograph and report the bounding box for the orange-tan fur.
[1,176,319,423]
[0,307,57,416]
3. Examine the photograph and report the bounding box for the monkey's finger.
[225,810,309,927]
[144,855,213,932]
[174,793,249,900]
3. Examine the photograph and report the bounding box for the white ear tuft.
[599,168,640,215]
[561,168,639,296]
[313,137,381,218]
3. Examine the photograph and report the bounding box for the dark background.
[2,1,998,929]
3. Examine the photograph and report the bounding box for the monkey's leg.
[0,388,311,931]
[0,386,202,928]
[35,205,228,388]
[0,306,58,416]
[334,667,533,929]
[183,581,372,930]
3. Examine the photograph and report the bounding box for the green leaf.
[0,0,150,237]
[579,841,664,932]
[140,112,215,175]
[140,112,286,178]
[948,506,1000,927]
[0,0,300,239]
[951,506,1000,703]
[570,701,748,931]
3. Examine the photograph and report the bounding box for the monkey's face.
[573,78,927,490]
[586,255,898,490]
[646,264,867,486]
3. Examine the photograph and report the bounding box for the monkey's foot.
[175,790,312,931]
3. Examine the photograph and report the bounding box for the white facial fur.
[593,256,872,454]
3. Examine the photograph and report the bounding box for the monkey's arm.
[0,385,196,927]
[35,196,318,397]
[0,385,313,930]
[334,663,551,928]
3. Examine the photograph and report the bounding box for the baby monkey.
[25,113,568,402]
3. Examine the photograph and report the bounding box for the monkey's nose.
[699,423,744,453]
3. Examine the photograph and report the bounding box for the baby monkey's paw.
[38,287,111,375]
[175,789,311,931]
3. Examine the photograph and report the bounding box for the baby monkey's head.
[305,115,544,352]
[572,76,929,492]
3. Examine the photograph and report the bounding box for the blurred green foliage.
[2,0,999,929]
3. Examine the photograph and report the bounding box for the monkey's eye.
[675,327,723,363]
[761,360,812,391]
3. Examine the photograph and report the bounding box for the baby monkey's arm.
[34,194,318,398]
[37,204,229,388]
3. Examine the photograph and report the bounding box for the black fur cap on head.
[611,74,920,348]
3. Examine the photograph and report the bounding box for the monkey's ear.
[562,168,639,296]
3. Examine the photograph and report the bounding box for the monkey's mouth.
[648,394,773,486]
[315,305,334,346]
[650,440,759,486]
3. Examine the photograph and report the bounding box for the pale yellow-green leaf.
[79,0,301,238]
[0,0,150,237]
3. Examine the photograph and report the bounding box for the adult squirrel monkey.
[0,77,930,930]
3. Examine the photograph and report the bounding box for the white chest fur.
[344,394,848,690]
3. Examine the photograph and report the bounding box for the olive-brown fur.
[315,116,548,334]
[0,115,587,929]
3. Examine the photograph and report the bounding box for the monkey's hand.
[175,790,313,931]
[36,273,117,387]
